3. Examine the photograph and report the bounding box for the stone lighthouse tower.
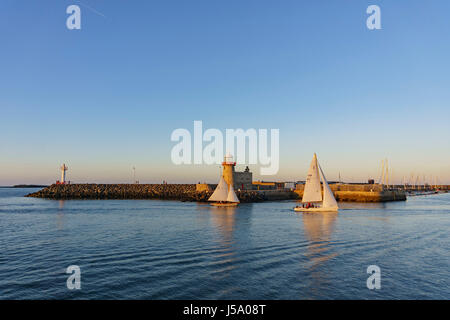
[222,153,236,188]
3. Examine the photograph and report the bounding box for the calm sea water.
[0,188,449,299]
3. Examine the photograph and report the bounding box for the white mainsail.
[319,164,338,209]
[226,184,240,203]
[302,153,323,203]
[208,176,229,202]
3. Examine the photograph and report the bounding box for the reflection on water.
[302,212,338,294]
[208,206,238,282]
[210,206,237,246]
[338,202,387,210]
[303,212,337,243]
[56,200,65,230]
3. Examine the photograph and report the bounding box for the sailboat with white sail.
[208,175,240,207]
[294,153,339,212]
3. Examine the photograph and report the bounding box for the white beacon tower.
[60,164,68,184]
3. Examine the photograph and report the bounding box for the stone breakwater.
[25,184,267,203]
[25,183,409,203]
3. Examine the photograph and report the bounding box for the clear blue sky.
[1,0,449,185]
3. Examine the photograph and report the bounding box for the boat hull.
[294,206,338,212]
[211,202,239,207]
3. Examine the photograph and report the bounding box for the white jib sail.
[302,153,323,203]
[208,175,229,202]
[319,164,338,208]
[226,184,240,203]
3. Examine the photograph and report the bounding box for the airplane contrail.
[76,0,106,18]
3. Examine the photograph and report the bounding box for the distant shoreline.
[0,185,49,188]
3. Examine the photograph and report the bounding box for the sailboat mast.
[380,159,385,186]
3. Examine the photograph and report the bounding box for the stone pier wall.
[294,189,406,202]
